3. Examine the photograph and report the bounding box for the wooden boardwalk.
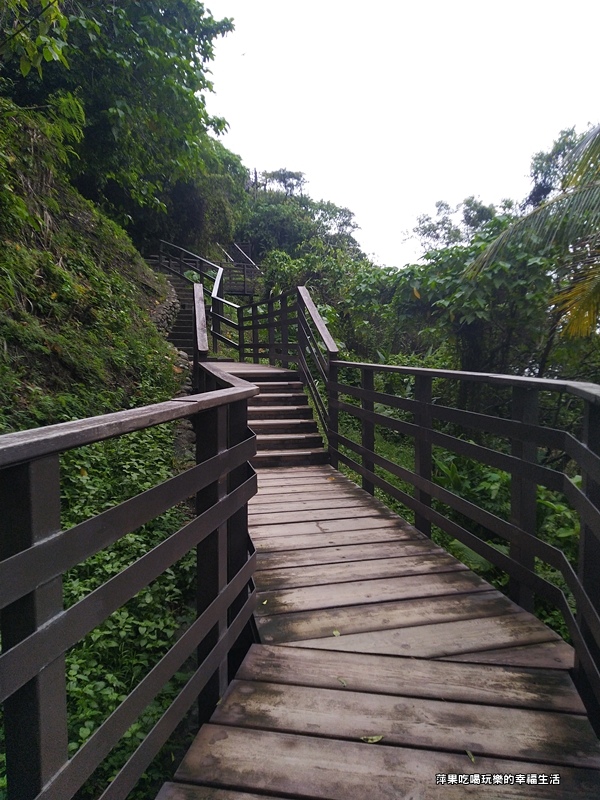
[159,464,600,799]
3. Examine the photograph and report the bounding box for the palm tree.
[470,125,600,336]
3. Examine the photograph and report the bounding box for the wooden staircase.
[165,272,195,357]
[221,364,329,468]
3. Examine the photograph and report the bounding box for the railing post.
[281,294,289,368]
[237,307,245,362]
[268,299,275,365]
[509,387,538,612]
[0,456,68,800]
[362,367,375,495]
[328,358,339,469]
[212,296,222,355]
[414,375,432,537]
[194,405,229,723]
[252,304,259,363]
[227,399,256,677]
[576,399,600,730]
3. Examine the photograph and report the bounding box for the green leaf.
[19,56,31,77]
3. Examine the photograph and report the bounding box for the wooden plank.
[176,725,600,799]
[250,516,422,542]
[257,465,335,476]
[442,640,576,670]
[254,553,467,590]
[255,570,491,616]
[250,506,401,526]
[250,517,427,541]
[213,680,600,768]
[249,497,368,514]
[238,644,587,714]
[249,488,368,505]
[256,540,441,569]
[256,477,359,494]
[156,786,287,800]
[256,590,523,644]
[288,612,561,657]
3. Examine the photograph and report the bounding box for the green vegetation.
[1,3,600,796]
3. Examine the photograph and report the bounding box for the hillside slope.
[0,96,179,434]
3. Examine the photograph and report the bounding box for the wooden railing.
[0,363,259,800]
[152,241,600,729]
[327,362,600,730]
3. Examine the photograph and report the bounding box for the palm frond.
[564,123,600,188]
[469,181,600,275]
[553,259,600,336]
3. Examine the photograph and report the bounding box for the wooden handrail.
[330,359,600,405]
[327,360,600,729]
[298,286,339,356]
[0,363,259,799]
[194,283,209,355]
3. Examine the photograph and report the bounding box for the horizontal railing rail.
[0,365,259,800]
[328,360,600,730]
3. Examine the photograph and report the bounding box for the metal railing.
[0,361,259,799]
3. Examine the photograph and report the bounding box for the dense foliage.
[1,3,599,794]
[0,92,188,799]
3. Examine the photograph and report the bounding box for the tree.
[472,124,600,336]
[3,2,234,220]
[237,173,361,260]
[413,197,499,252]
[523,127,583,209]
[0,0,71,77]
[261,168,306,196]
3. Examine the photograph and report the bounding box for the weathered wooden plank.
[237,644,586,714]
[442,640,576,670]
[256,591,523,643]
[156,786,287,800]
[250,506,402,526]
[257,465,335,476]
[249,488,368,506]
[288,612,561,657]
[256,540,441,569]
[255,570,491,616]
[254,553,467,590]
[256,477,358,494]
[250,517,422,543]
[176,725,600,799]
[213,680,600,768]
[249,497,368,514]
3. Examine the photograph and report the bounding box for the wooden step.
[257,433,323,451]
[252,449,329,467]
[248,405,313,420]
[249,393,307,406]
[255,381,304,393]
[251,419,318,434]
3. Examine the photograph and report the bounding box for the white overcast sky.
[204,0,598,267]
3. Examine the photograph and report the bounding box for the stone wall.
[150,279,180,335]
